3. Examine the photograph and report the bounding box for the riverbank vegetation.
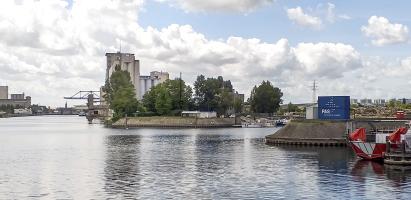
[142,79,194,115]
[141,75,242,117]
[104,68,284,122]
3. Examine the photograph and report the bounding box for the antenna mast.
[312,80,318,103]
[179,72,182,110]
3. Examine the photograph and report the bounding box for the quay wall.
[112,116,237,128]
[266,120,347,146]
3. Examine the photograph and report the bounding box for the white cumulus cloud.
[0,0,406,105]
[157,0,273,13]
[294,42,361,78]
[286,7,322,29]
[361,16,409,46]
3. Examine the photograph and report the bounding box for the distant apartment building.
[0,86,31,108]
[350,99,358,104]
[105,52,169,100]
[374,99,386,105]
[360,98,373,105]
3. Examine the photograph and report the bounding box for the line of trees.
[142,75,242,117]
[142,79,195,115]
[103,67,283,121]
[193,75,240,117]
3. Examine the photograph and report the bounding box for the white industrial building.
[105,52,169,100]
[306,104,318,119]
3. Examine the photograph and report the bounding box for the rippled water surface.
[1,116,411,199]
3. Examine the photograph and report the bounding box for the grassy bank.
[112,116,237,128]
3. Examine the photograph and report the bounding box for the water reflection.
[104,135,141,198]
[2,117,411,199]
[351,160,411,185]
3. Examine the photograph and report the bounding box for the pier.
[384,141,411,165]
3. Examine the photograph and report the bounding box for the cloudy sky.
[1,0,411,107]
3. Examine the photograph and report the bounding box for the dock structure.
[384,141,411,165]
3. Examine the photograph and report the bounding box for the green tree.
[102,65,139,121]
[233,98,243,114]
[142,86,158,113]
[249,81,283,114]
[218,89,234,117]
[162,79,194,111]
[142,79,194,115]
[387,99,397,108]
[194,75,238,116]
[155,87,172,115]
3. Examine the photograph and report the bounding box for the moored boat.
[348,125,410,161]
[275,119,288,127]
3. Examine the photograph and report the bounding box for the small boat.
[275,119,288,127]
[348,126,410,161]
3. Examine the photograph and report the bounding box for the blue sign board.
[318,96,350,120]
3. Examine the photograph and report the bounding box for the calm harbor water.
[1,116,411,199]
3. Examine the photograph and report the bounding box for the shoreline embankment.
[112,116,240,128]
[265,120,348,146]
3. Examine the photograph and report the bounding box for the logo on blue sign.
[318,96,350,120]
